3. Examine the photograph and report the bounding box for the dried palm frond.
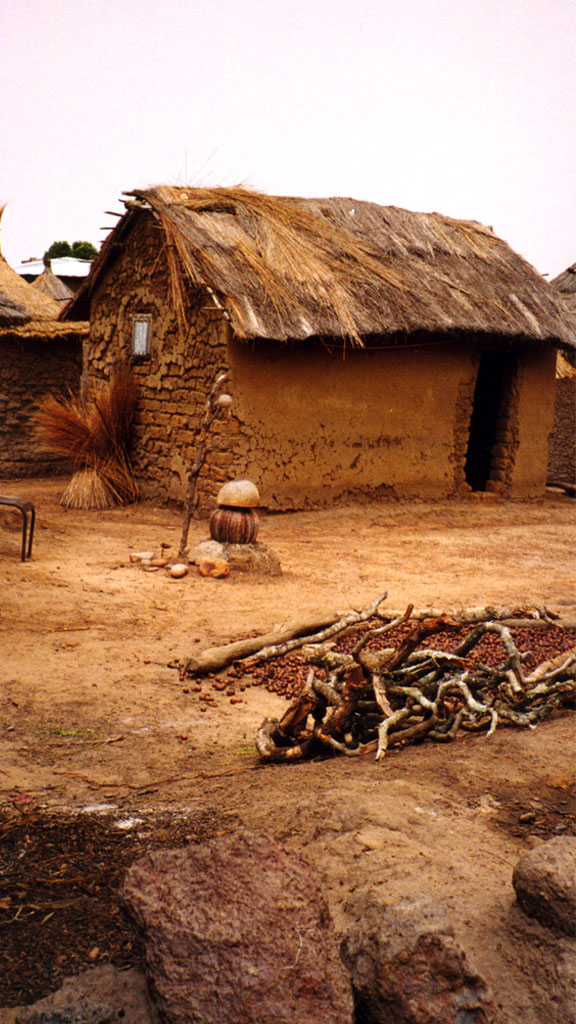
[34,368,139,509]
[34,393,104,462]
[91,366,139,456]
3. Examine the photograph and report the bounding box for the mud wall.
[547,377,576,483]
[225,337,476,509]
[510,347,557,497]
[224,338,557,509]
[0,335,82,478]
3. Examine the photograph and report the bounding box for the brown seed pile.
[228,623,576,701]
[232,652,307,700]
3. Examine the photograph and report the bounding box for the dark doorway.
[464,352,516,491]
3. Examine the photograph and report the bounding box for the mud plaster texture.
[0,477,575,1023]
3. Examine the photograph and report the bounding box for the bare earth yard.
[1,478,575,1020]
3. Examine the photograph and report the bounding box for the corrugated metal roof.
[15,257,93,278]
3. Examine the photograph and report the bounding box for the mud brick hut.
[547,262,576,487]
[0,235,87,478]
[63,186,575,511]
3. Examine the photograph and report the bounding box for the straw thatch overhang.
[63,186,576,352]
[0,319,87,343]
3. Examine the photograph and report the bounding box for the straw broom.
[34,368,139,509]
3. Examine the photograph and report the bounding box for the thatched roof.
[551,262,576,295]
[0,288,29,326]
[64,185,575,350]
[551,263,576,317]
[32,260,73,304]
[0,250,62,325]
[0,204,61,323]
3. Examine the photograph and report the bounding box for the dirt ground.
[1,478,575,1020]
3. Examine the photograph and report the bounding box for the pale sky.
[1,0,574,278]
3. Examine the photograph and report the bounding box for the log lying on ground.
[254,596,576,765]
[178,590,388,678]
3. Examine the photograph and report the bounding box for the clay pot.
[216,480,260,509]
[209,507,259,544]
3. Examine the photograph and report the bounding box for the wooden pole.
[177,371,229,558]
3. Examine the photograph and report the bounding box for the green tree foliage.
[43,240,98,261]
[44,240,72,259]
[71,240,98,260]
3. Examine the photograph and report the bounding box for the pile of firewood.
[177,590,576,764]
[253,594,575,762]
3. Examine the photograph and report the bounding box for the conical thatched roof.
[550,262,576,367]
[32,260,73,304]
[0,250,62,324]
[0,205,61,323]
[64,185,575,351]
[0,207,63,329]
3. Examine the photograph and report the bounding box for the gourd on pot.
[209,479,260,545]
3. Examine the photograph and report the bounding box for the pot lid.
[216,479,260,508]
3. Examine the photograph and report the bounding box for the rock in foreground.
[121,831,353,1024]
[341,891,494,1024]
[513,836,576,936]
[0,966,158,1024]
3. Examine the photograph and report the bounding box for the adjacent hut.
[32,257,73,306]
[548,263,576,487]
[551,263,576,318]
[0,226,87,478]
[63,186,576,510]
[17,255,93,295]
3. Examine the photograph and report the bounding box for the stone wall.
[0,335,82,478]
[85,214,242,510]
[547,377,576,483]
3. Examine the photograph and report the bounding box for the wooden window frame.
[132,314,152,359]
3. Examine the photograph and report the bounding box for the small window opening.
[132,314,152,357]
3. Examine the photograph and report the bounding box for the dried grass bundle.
[34,368,139,509]
[60,468,115,510]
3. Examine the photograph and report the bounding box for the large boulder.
[341,891,494,1024]
[512,836,576,936]
[120,831,353,1024]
